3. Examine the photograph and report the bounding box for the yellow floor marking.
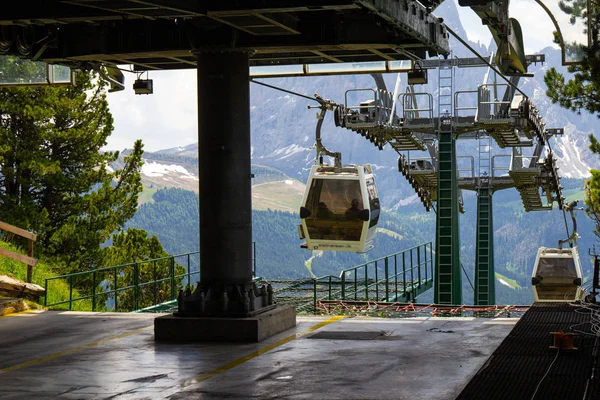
[0,309,40,319]
[184,315,345,386]
[0,325,152,375]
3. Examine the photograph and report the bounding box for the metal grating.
[457,302,598,400]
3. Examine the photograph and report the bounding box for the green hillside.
[0,241,90,310]
[125,175,596,306]
[252,179,305,213]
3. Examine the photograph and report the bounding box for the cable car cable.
[461,263,475,291]
[427,203,472,289]
[250,79,320,103]
[444,26,529,100]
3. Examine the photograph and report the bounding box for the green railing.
[44,252,200,312]
[44,242,259,312]
[304,242,434,311]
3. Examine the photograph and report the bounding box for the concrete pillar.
[155,52,297,340]
[197,52,252,285]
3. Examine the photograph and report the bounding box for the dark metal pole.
[173,51,275,317]
[198,52,253,285]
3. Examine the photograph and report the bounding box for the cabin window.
[304,178,364,241]
[537,257,577,280]
[535,257,578,300]
[366,177,380,228]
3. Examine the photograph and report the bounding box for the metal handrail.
[44,251,200,312]
[399,92,434,123]
[307,242,435,311]
[457,155,475,178]
[492,154,511,178]
[454,90,478,119]
[43,242,258,312]
[344,88,377,110]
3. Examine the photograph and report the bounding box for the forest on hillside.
[127,181,597,306]
[127,188,432,280]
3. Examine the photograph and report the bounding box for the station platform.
[0,310,517,399]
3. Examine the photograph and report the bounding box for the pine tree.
[544,1,600,237]
[544,1,600,115]
[0,63,144,272]
[102,228,185,311]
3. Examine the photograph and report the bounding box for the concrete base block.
[154,305,296,342]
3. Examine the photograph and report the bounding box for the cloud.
[106,69,197,152]
[454,0,587,54]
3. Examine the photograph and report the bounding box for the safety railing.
[400,92,434,127]
[457,155,475,178]
[454,90,478,120]
[492,154,511,178]
[44,242,259,312]
[44,251,200,312]
[302,242,434,312]
[343,88,395,129]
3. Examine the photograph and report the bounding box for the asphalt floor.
[0,310,518,399]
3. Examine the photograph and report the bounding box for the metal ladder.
[434,57,462,305]
[475,133,495,305]
[475,188,494,305]
[478,134,491,178]
[437,57,454,119]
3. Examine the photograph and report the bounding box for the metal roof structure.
[0,0,450,70]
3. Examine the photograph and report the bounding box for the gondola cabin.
[298,164,380,253]
[531,247,584,302]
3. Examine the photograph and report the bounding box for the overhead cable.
[250,79,319,103]
[444,26,529,100]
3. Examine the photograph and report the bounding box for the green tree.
[544,1,599,115]
[544,1,600,236]
[0,55,46,84]
[0,62,144,272]
[102,228,185,311]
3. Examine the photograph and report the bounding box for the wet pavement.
[0,310,518,399]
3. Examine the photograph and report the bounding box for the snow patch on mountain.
[555,138,591,178]
[498,278,511,288]
[142,160,198,180]
[552,123,592,178]
[272,144,311,160]
[399,194,419,206]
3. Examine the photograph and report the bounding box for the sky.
[105,0,588,152]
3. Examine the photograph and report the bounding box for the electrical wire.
[582,336,600,400]
[530,346,561,400]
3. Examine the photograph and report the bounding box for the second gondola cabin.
[298,164,380,252]
[531,246,584,302]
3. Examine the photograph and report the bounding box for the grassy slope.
[0,241,90,310]
[495,272,522,289]
[252,179,305,213]
[138,186,160,205]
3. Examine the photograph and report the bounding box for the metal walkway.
[457,302,600,400]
